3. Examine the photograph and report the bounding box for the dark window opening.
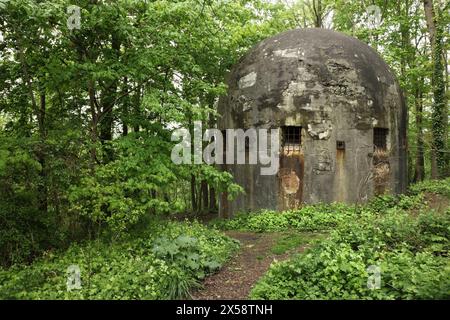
[336,141,345,150]
[282,126,302,152]
[282,126,301,145]
[374,128,388,150]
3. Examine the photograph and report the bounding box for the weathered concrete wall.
[218,28,407,216]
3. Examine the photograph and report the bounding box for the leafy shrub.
[251,206,450,300]
[409,178,450,197]
[0,221,239,300]
[251,241,449,300]
[214,181,450,300]
[367,193,426,212]
[0,135,87,267]
[68,133,183,234]
[215,193,433,234]
[251,241,386,300]
[286,203,356,231]
[69,132,243,234]
[151,223,237,280]
[417,211,450,254]
[379,249,450,299]
[213,203,357,233]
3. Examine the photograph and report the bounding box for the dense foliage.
[251,210,450,299]
[0,0,448,301]
[213,203,356,233]
[213,191,437,233]
[0,220,239,299]
[0,0,285,266]
[409,177,450,197]
[250,180,450,300]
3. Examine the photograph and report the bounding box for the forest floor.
[192,192,450,300]
[186,192,450,300]
[192,230,323,300]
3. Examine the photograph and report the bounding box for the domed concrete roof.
[219,28,404,131]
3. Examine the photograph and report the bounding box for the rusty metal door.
[279,128,304,210]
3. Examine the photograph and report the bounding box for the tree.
[423,0,448,178]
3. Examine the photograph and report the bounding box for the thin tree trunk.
[312,0,323,28]
[444,48,450,177]
[191,175,197,212]
[88,80,99,167]
[398,0,411,182]
[122,77,129,136]
[133,83,141,133]
[37,91,48,213]
[414,83,425,182]
[423,0,436,47]
[201,180,208,212]
[423,0,440,178]
[99,33,120,162]
[17,39,48,212]
[209,187,216,212]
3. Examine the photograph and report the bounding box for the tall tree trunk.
[398,0,411,182]
[431,23,447,178]
[423,0,439,178]
[17,39,48,212]
[37,91,48,213]
[201,180,208,212]
[423,0,436,46]
[414,82,425,182]
[312,0,323,28]
[191,175,197,212]
[209,187,217,212]
[99,98,114,142]
[99,33,121,162]
[133,83,141,133]
[423,0,447,178]
[88,80,99,168]
[122,77,129,136]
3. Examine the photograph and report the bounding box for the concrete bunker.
[218,28,407,217]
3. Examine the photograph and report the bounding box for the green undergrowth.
[211,203,357,233]
[212,195,430,233]
[250,178,450,300]
[0,220,239,300]
[251,208,450,300]
[213,178,450,234]
[271,232,326,255]
[409,177,450,197]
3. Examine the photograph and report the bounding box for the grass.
[270,232,325,255]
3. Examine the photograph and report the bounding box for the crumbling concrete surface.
[218,28,407,217]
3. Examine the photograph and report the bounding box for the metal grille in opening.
[336,141,345,150]
[374,128,388,150]
[282,126,301,152]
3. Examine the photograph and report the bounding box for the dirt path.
[192,231,309,300]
